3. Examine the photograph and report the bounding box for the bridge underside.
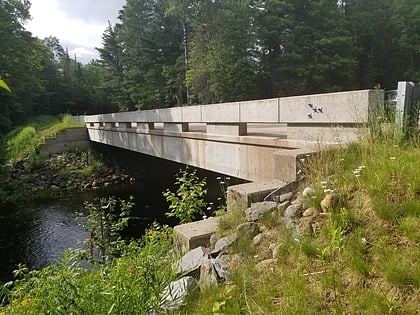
[86,124,315,183]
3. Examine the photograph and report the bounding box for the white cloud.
[25,0,125,63]
[70,47,96,59]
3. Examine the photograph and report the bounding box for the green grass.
[180,129,420,314]
[1,119,419,314]
[2,114,82,162]
[1,225,177,315]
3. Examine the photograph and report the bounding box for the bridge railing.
[80,89,384,143]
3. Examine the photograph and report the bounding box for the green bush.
[163,167,207,223]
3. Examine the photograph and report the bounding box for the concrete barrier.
[39,127,92,155]
[76,89,384,182]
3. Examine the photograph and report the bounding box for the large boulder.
[245,201,278,221]
[172,246,208,275]
[159,276,198,311]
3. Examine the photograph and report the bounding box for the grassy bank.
[180,131,420,314]
[0,114,82,163]
[0,115,109,206]
[1,123,419,314]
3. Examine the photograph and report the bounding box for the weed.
[77,196,134,261]
[163,167,207,223]
[1,225,177,315]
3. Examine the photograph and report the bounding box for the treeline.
[0,0,114,134]
[1,0,420,134]
[100,0,420,110]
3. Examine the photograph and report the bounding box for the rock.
[303,187,316,198]
[237,222,260,238]
[299,217,313,234]
[320,193,340,212]
[210,234,237,257]
[209,233,220,247]
[284,204,302,218]
[303,207,315,217]
[279,217,300,238]
[172,246,208,275]
[277,200,291,216]
[279,192,293,202]
[252,233,264,246]
[198,258,230,290]
[272,244,281,260]
[261,248,273,260]
[199,259,218,291]
[255,259,276,271]
[245,201,278,222]
[221,253,244,267]
[292,200,303,208]
[212,259,230,280]
[159,276,198,310]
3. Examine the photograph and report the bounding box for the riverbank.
[0,115,141,207]
[1,135,419,314]
[0,149,134,207]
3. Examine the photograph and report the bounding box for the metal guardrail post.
[396,81,420,135]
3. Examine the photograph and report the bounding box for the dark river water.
[0,163,238,283]
[0,179,175,283]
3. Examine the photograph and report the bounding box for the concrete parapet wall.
[39,127,91,155]
[82,89,382,125]
[76,89,384,182]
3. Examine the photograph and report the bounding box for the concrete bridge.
[76,89,383,184]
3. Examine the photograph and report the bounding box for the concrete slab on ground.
[174,217,220,253]
[227,181,286,211]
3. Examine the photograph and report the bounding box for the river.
[0,179,172,283]
[0,167,237,283]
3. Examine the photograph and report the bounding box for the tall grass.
[180,124,420,314]
[2,114,82,162]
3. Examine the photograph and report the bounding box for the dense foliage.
[99,0,420,109]
[1,0,420,131]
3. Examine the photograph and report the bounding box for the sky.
[25,0,126,64]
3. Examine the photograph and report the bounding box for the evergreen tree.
[117,0,182,109]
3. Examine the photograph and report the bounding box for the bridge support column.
[206,123,247,136]
[164,122,189,132]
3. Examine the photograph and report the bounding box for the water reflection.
[0,171,243,283]
[0,174,179,283]
[0,199,88,283]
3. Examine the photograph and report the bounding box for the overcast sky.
[25,0,126,63]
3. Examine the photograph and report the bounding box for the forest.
[1,0,420,134]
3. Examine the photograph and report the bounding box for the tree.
[343,0,398,89]
[206,0,259,102]
[116,0,182,109]
[390,0,420,83]
[255,0,355,97]
[97,22,132,111]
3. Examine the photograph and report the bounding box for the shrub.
[163,167,207,223]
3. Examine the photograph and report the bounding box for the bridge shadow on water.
[0,143,246,284]
[91,142,247,228]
